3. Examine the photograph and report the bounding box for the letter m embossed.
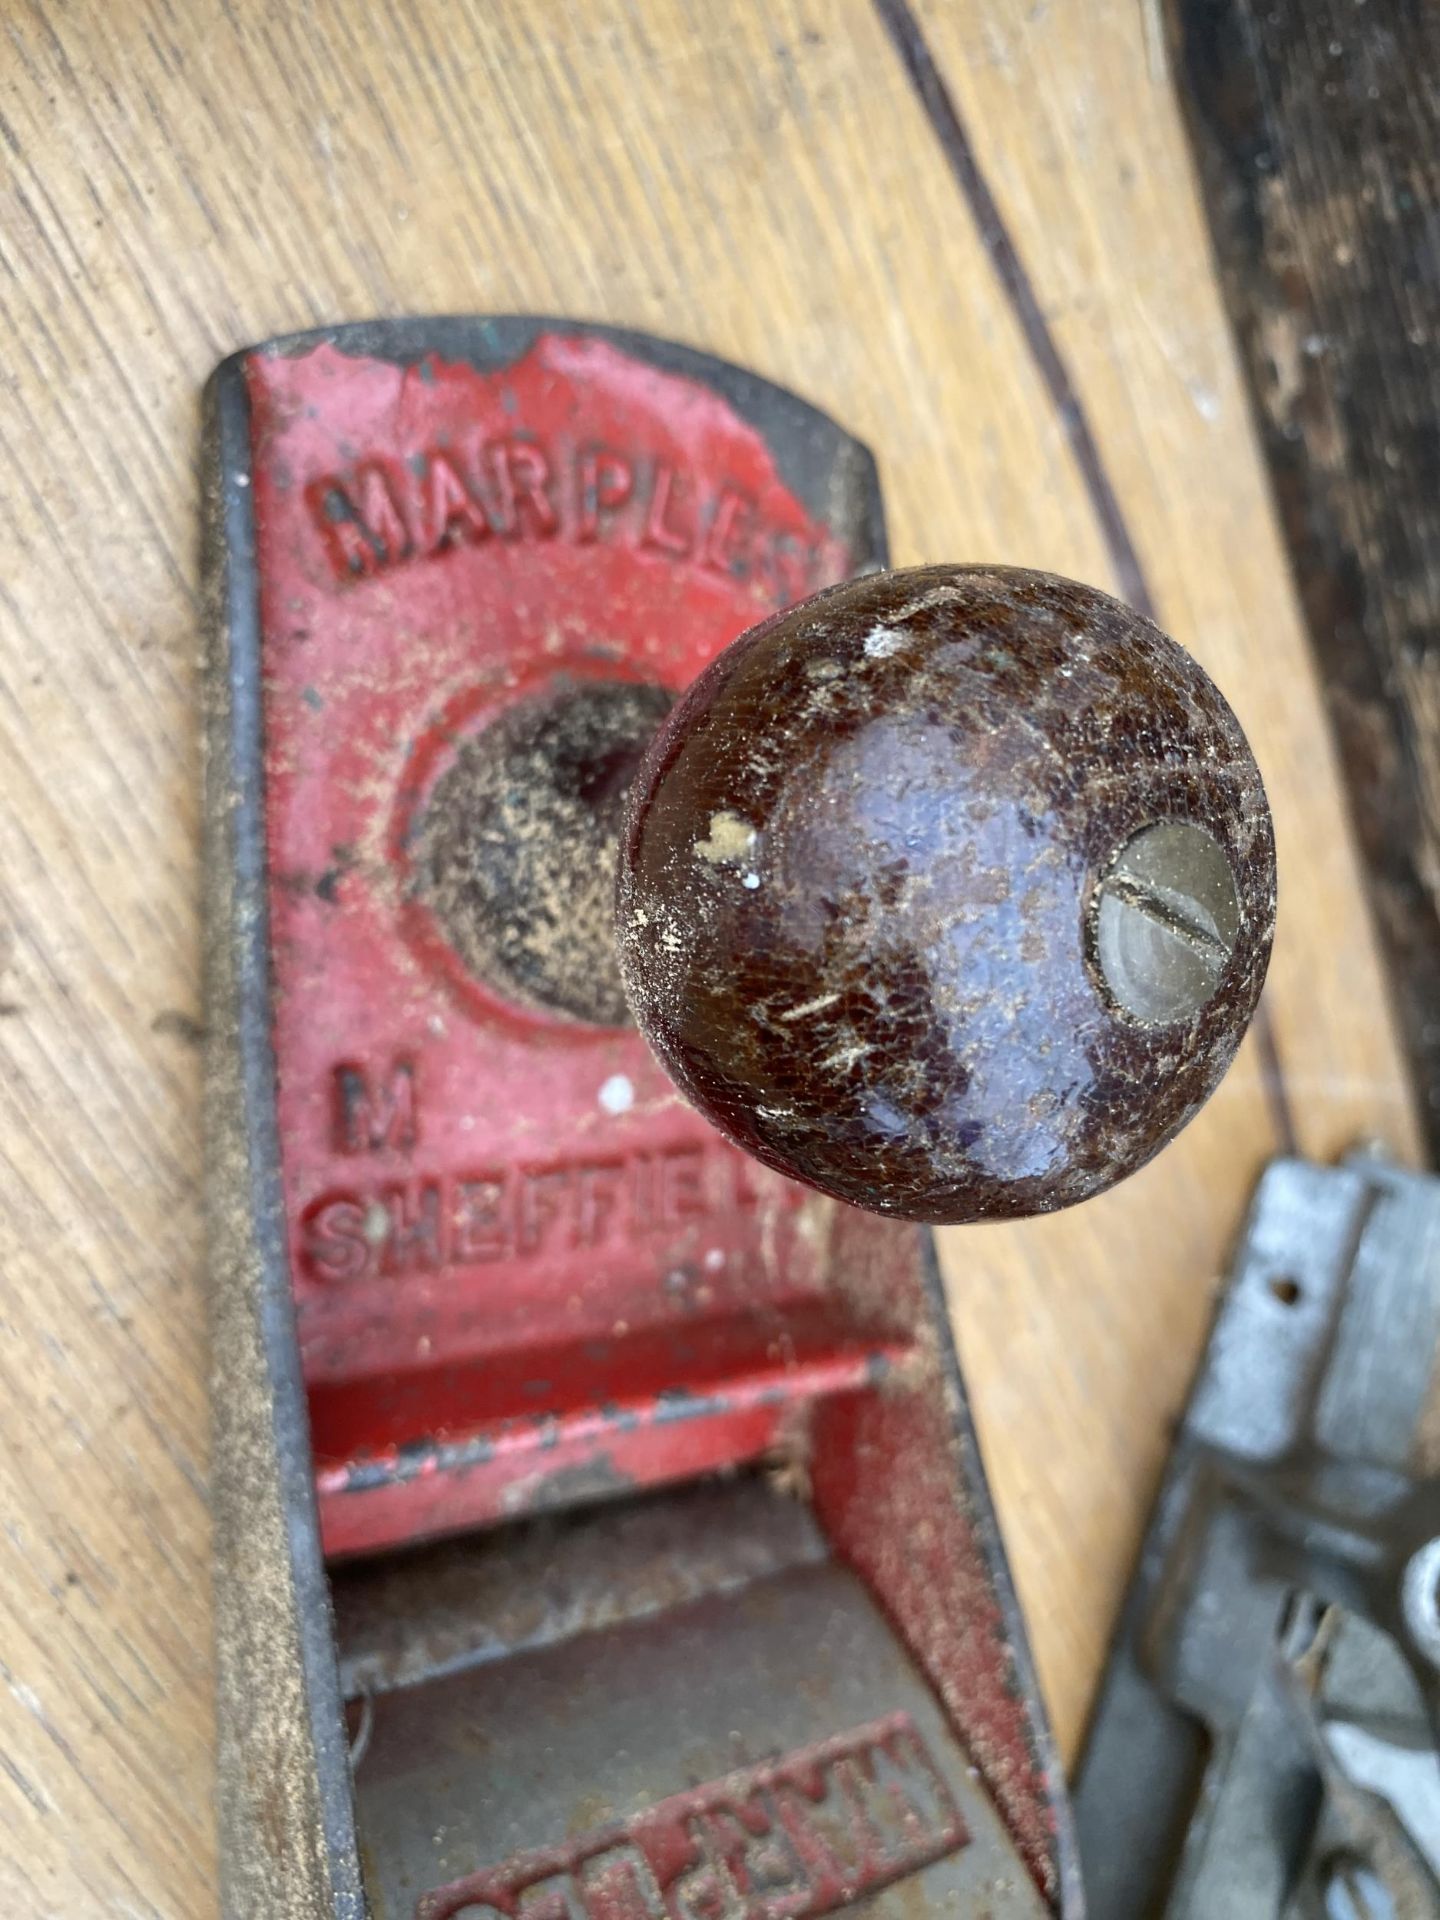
[334,1058,418,1153]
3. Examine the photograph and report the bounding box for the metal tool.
[203,316,1273,1919]
[1077,1150,1440,1917]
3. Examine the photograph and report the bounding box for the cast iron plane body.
[203,319,1078,1919]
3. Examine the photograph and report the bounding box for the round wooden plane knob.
[616,565,1276,1225]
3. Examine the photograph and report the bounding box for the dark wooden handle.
[618,564,1277,1224]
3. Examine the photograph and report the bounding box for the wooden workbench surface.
[0,3,1419,1912]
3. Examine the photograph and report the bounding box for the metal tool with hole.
[1076,1151,1440,1918]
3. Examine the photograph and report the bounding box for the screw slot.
[1091,820,1242,1025]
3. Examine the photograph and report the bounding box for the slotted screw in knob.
[616,565,1276,1225]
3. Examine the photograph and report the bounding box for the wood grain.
[1171,0,1440,1164]
[0,3,1418,1913]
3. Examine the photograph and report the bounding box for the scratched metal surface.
[351,1553,1048,1920]
[332,1478,829,1700]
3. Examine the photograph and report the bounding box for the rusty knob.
[616,565,1276,1225]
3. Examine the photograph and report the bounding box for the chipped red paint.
[313,1341,905,1549]
[811,1354,1061,1897]
[244,330,1063,1907]
[246,333,857,1559]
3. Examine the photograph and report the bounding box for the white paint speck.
[742,872,761,889]
[599,1074,634,1115]
[704,1248,725,1272]
[864,624,903,659]
[693,810,757,863]
[233,472,250,488]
